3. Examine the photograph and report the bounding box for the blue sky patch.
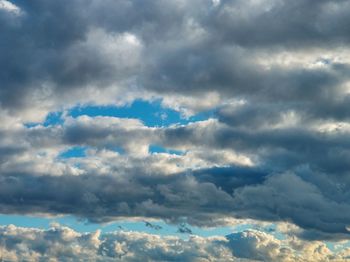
[25,111,65,128]
[24,100,215,128]
[69,99,215,127]
[58,146,87,159]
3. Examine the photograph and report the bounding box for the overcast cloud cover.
[2,0,350,260]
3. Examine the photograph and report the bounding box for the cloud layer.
[1,0,350,259]
[1,224,349,262]
[2,0,350,119]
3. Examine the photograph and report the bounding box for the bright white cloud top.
[1,0,350,261]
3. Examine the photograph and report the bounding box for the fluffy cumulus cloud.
[1,224,350,262]
[2,0,350,260]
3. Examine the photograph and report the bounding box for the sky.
[1,0,350,261]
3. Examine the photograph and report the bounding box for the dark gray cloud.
[0,167,247,225]
[1,0,350,118]
[208,0,350,48]
[0,166,350,239]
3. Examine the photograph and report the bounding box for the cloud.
[1,0,350,247]
[0,224,232,261]
[1,0,350,120]
[0,113,349,238]
[0,224,349,262]
[0,0,21,14]
[0,167,248,226]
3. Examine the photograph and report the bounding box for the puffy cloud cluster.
[1,224,349,262]
[0,224,233,262]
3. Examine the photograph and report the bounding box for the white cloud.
[0,224,349,262]
[0,0,21,15]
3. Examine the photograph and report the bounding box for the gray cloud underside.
[0,116,349,240]
[1,0,350,118]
